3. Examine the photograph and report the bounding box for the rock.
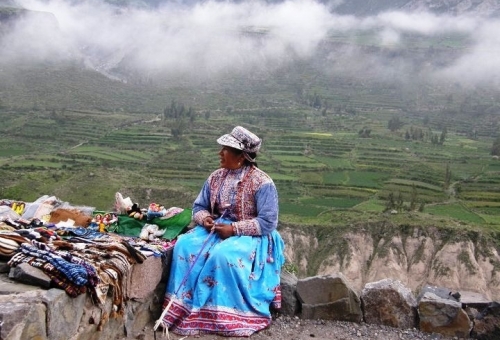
[0,268,43,293]
[280,227,500,301]
[418,292,472,338]
[279,270,299,316]
[0,261,10,273]
[42,289,86,340]
[296,273,362,322]
[361,278,417,329]
[460,290,492,310]
[0,291,47,340]
[418,284,461,303]
[471,301,500,340]
[9,262,51,288]
[127,255,163,300]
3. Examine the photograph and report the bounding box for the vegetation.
[0,26,499,240]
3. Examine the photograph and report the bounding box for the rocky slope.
[280,223,500,300]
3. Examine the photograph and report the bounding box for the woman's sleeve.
[192,180,212,225]
[233,181,279,236]
[255,182,279,234]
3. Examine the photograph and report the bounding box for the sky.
[1,0,499,87]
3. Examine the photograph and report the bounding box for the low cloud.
[1,0,498,86]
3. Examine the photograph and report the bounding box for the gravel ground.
[131,315,470,340]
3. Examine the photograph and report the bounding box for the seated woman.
[159,126,285,337]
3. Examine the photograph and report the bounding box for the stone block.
[279,270,299,316]
[0,300,47,340]
[418,291,472,338]
[42,288,86,340]
[127,255,163,300]
[361,278,417,329]
[471,301,500,340]
[296,273,362,322]
[9,262,51,288]
[418,284,461,302]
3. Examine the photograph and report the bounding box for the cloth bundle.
[139,224,166,241]
[0,231,30,259]
[13,241,96,287]
[116,208,192,240]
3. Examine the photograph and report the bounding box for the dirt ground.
[128,315,466,340]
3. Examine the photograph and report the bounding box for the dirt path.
[124,316,463,340]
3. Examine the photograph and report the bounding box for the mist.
[1,0,499,87]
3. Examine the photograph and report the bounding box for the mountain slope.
[332,0,500,16]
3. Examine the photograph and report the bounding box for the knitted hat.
[217,126,261,154]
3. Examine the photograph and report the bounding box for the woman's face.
[219,146,244,169]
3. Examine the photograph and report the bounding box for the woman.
[160,126,285,337]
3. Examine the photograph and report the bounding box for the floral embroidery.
[237,258,245,268]
[202,276,217,288]
[181,290,193,300]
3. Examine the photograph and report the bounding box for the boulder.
[9,262,51,288]
[279,270,299,316]
[296,273,362,322]
[418,291,472,338]
[471,301,500,340]
[361,278,417,329]
[418,284,461,303]
[461,290,493,310]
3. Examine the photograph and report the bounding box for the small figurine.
[147,203,167,221]
[94,214,106,233]
[127,203,144,220]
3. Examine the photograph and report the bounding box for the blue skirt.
[161,223,285,336]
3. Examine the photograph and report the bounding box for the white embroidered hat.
[217,126,262,154]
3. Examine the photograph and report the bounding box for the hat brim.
[217,134,244,151]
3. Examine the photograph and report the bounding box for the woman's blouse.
[192,165,279,236]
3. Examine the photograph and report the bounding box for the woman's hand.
[213,223,234,239]
[202,216,215,231]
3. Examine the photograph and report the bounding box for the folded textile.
[0,231,31,258]
[116,208,192,240]
[8,252,87,297]
[18,243,90,286]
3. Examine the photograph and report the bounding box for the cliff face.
[280,223,500,300]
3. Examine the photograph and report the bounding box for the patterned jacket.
[192,165,279,235]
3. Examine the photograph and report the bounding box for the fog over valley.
[1,4,500,307]
[1,0,500,89]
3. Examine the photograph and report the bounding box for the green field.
[1,103,498,234]
[1,30,500,234]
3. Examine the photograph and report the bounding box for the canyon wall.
[280,223,500,300]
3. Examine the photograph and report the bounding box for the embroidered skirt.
[161,224,285,336]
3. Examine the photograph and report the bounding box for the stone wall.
[281,273,500,340]
[0,255,169,340]
[1,251,499,340]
